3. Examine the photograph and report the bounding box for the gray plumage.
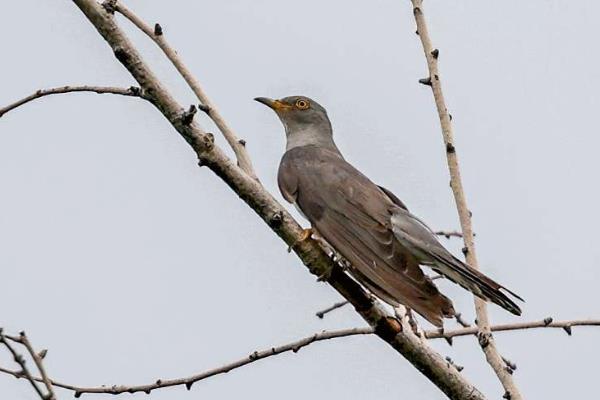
[255,95,522,326]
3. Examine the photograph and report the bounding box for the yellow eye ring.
[295,99,310,110]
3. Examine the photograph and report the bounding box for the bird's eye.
[295,99,310,110]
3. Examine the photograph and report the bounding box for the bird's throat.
[285,126,339,153]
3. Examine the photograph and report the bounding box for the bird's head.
[254,95,331,133]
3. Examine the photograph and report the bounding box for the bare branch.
[12,332,57,400]
[0,85,144,118]
[410,1,523,398]
[2,319,598,396]
[69,1,485,397]
[425,318,600,340]
[0,330,47,400]
[0,327,373,397]
[435,230,464,239]
[453,313,472,328]
[315,300,349,319]
[114,1,258,180]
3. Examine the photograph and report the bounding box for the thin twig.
[0,329,47,400]
[0,85,144,118]
[435,230,465,239]
[425,318,600,340]
[14,332,56,400]
[0,327,374,397]
[315,300,349,318]
[453,313,472,328]
[114,1,258,180]
[410,1,523,398]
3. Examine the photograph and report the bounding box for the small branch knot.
[185,381,193,391]
[431,48,439,59]
[477,331,492,348]
[128,86,141,96]
[194,133,214,162]
[198,103,211,114]
[204,132,215,149]
[445,356,464,372]
[543,317,553,326]
[563,325,572,336]
[238,139,247,147]
[418,77,432,86]
[38,349,48,359]
[102,0,117,14]
[269,211,284,228]
[154,23,163,36]
[181,105,197,125]
[113,47,130,65]
[446,142,456,153]
[502,357,517,374]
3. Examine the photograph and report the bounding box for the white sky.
[1,1,599,399]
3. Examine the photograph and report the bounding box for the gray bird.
[255,95,522,326]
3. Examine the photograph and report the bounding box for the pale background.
[1,1,599,399]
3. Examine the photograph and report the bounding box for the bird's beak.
[254,97,292,112]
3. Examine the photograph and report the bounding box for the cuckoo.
[255,95,522,326]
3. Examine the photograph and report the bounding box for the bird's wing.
[377,185,408,210]
[282,147,455,326]
[390,207,522,315]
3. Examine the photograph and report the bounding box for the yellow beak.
[254,97,292,112]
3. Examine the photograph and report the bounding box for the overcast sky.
[1,1,599,399]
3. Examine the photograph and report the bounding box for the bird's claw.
[316,264,334,282]
[287,228,313,253]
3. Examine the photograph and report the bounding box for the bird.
[255,95,522,327]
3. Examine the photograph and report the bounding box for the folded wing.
[280,147,455,326]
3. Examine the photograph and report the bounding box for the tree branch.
[315,300,350,319]
[425,318,600,340]
[0,330,48,400]
[0,85,144,118]
[435,230,465,239]
[2,318,597,397]
[113,1,258,180]
[67,1,485,398]
[410,1,523,398]
[1,327,374,397]
[10,332,57,400]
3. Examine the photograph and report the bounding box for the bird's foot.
[287,228,313,253]
[316,263,334,282]
[395,306,423,338]
[406,308,423,337]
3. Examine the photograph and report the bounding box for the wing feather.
[390,208,522,315]
[282,146,455,326]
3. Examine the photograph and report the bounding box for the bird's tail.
[430,253,523,316]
